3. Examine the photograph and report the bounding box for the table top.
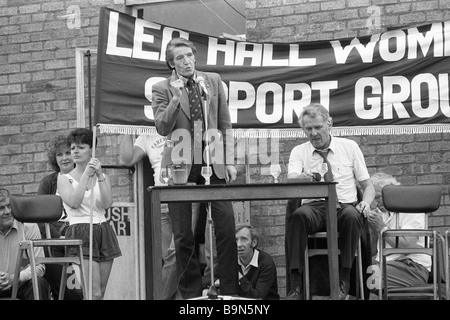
[147,181,337,202]
[148,181,337,189]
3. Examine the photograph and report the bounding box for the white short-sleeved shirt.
[134,134,167,186]
[62,173,107,225]
[134,134,169,213]
[376,211,431,271]
[288,136,370,204]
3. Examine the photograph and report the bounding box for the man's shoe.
[283,286,303,300]
[338,280,350,300]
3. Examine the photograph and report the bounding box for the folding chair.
[302,187,369,300]
[10,194,87,300]
[379,184,443,300]
[304,231,365,300]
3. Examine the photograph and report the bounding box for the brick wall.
[1,0,450,299]
[0,0,132,198]
[246,0,450,296]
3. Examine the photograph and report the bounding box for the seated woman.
[38,134,82,300]
[58,128,121,300]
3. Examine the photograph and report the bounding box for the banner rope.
[97,123,450,138]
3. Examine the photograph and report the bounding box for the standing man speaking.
[152,37,239,299]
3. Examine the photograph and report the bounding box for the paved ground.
[311,293,378,300]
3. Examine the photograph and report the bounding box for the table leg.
[325,185,339,299]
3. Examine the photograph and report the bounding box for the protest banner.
[95,7,450,137]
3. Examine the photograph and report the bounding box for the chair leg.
[381,259,388,300]
[357,238,364,300]
[11,246,25,300]
[28,242,40,300]
[304,236,365,300]
[446,233,450,300]
[76,244,88,300]
[443,231,448,300]
[58,264,68,300]
[304,243,310,300]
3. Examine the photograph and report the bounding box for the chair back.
[11,194,63,223]
[10,194,87,300]
[382,185,441,214]
[380,184,444,300]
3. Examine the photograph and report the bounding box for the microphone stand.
[201,89,217,299]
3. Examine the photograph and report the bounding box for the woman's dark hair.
[67,128,94,148]
[47,134,71,172]
[165,37,197,70]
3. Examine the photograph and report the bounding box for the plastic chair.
[379,184,443,300]
[304,231,365,300]
[10,194,87,300]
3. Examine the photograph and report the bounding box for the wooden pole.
[88,125,97,300]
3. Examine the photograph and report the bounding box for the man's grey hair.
[298,103,332,128]
[370,172,400,194]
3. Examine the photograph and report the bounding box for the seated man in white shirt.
[366,172,430,288]
[0,188,50,300]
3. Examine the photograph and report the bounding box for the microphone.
[195,76,209,97]
[312,172,322,182]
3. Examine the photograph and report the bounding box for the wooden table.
[145,181,338,299]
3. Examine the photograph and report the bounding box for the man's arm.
[19,223,46,283]
[356,179,375,216]
[239,255,277,299]
[287,172,314,181]
[118,135,146,167]
[152,75,182,136]
[286,145,314,181]
[367,209,424,248]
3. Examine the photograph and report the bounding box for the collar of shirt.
[0,219,18,236]
[176,71,197,85]
[311,135,335,156]
[239,249,259,276]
